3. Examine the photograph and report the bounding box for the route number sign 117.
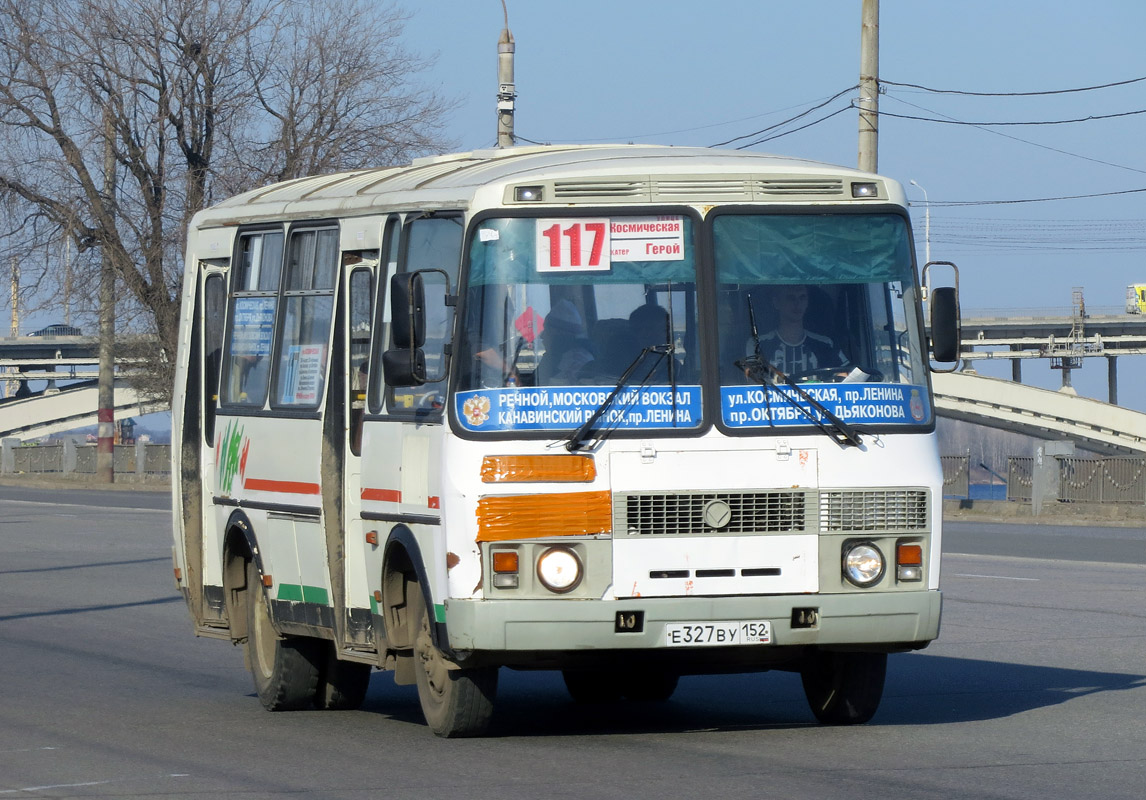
[536,218,612,272]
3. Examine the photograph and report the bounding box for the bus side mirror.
[390,272,425,349]
[929,286,961,367]
[382,346,426,387]
[384,272,427,386]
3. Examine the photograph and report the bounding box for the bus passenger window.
[222,231,283,407]
[273,228,339,408]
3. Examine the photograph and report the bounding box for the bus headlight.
[842,542,885,587]
[536,547,583,594]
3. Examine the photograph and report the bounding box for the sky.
[10,0,1146,417]
[403,0,1146,407]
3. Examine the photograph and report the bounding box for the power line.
[710,85,857,147]
[733,105,853,150]
[882,94,1146,176]
[923,187,1146,207]
[878,107,1146,127]
[881,75,1146,97]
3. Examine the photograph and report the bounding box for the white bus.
[171,145,960,737]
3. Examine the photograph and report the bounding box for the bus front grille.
[616,491,807,536]
[820,490,928,531]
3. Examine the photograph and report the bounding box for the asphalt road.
[1,486,1144,799]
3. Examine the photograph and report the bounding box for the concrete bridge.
[0,378,164,440]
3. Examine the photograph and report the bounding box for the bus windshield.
[713,212,931,430]
[454,214,702,435]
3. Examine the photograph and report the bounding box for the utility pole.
[97,104,117,483]
[9,256,17,337]
[858,0,879,173]
[63,236,72,327]
[496,0,516,147]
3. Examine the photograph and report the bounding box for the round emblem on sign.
[702,499,733,530]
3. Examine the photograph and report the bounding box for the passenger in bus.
[537,300,595,385]
[748,284,848,380]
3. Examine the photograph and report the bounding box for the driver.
[750,284,848,378]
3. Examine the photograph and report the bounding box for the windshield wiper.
[564,345,670,452]
[737,296,863,449]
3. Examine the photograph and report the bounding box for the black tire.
[245,560,321,711]
[621,670,679,702]
[410,580,497,737]
[562,670,623,703]
[800,651,886,725]
[315,643,372,711]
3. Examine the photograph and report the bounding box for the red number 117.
[542,222,605,268]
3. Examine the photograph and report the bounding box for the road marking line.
[0,782,109,794]
[952,572,1039,581]
[0,498,164,513]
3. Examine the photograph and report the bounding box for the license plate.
[663,620,772,647]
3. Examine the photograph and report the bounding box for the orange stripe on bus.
[362,488,402,503]
[244,478,321,495]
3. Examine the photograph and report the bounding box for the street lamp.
[909,179,931,265]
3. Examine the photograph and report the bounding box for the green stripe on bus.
[276,583,329,606]
[302,585,329,605]
[435,603,446,623]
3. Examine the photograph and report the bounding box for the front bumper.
[444,590,941,656]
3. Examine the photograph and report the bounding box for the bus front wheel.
[409,580,497,737]
[800,650,886,725]
[245,560,321,711]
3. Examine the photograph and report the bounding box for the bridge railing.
[1058,456,1146,504]
[940,456,970,498]
[1007,457,1034,502]
[1,439,170,478]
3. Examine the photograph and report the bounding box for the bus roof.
[191,144,897,230]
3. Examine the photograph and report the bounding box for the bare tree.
[0,0,453,402]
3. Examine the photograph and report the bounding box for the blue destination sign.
[456,385,703,433]
[721,383,930,428]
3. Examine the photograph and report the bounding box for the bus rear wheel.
[409,580,497,737]
[800,650,886,725]
[245,560,321,711]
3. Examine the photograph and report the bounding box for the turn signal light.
[492,551,519,573]
[897,541,924,582]
[481,454,596,483]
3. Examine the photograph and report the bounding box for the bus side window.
[221,230,283,407]
[388,214,463,414]
[348,268,372,455]
[203,273,225,444]
[271,227,339,408]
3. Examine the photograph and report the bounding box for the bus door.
[328,254,378,652]
[175,259,228,631]
[215,224,338,636]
